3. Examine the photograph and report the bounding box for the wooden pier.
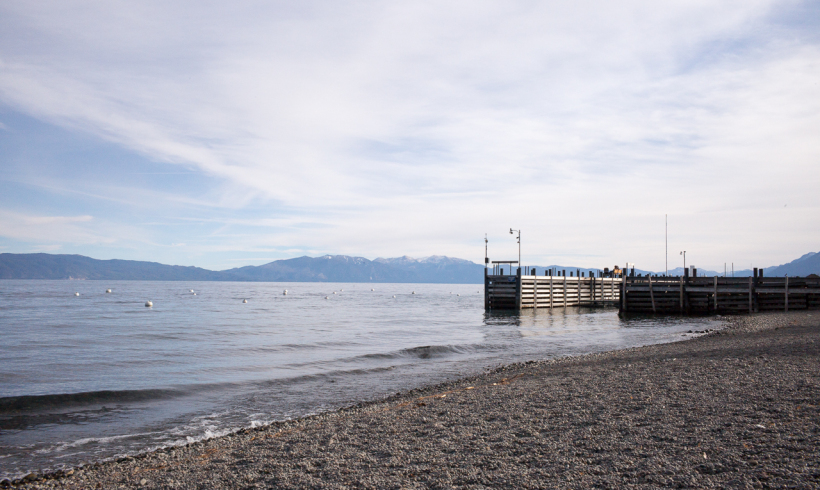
[484,267,820,315]
[621,273,820,314]
[485,270,621,310]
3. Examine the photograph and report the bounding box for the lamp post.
[510,228,520,274]
[680,251,686,275]
[484,234,488,269]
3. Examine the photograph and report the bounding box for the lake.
[0,280,719,480]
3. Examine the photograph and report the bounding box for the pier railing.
[485,272,621,310]
[621,275,820,314]
[484,269,820,314]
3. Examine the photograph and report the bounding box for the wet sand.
[6,311,819,489]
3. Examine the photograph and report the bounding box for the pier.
[621,270,820,314]
[484,268,621,310]
[484,266,820,314]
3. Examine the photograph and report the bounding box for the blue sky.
[0,1,818,272]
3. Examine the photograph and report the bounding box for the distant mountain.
[373,255,484,283]
[3,250,817,282]
[225,255,410,283]
[0,253,238,281]
[764,251,820,277]
[225,255,485,283]
[0,253,486,283]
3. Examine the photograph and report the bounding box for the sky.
[0,0,818,272]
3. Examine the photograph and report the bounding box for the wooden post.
[785,276,789,312]
[622,274,627,312]
[648,275,656,313]
[591,276,596,304]
[748,277,753,314]
[563,275,567,308]
[713,276,718,312]
[549,275,554,309]
[533,274,538,309]
[516,268,522,310]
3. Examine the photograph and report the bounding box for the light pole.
[680,251,686,275]
[510,228,520,273]
[484,234,488,269]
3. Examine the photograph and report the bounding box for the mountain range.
[0,251,817,283]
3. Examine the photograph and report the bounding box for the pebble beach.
[5,311,819,489]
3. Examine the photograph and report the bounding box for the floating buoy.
[325,296,329,299]
[283,290,288,295]
[242,299,247,303]
[74,292,80,296]
[333,291,336,294]
[106,289,112,293]
[340,289,344,292]
[392,295,396,298]
[190,290,194,293]
[145,301,153,307]
[412,291,415,294]
[193,293,197,296]
[457,294,460,296]
[371,288,374,291]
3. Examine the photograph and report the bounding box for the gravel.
[5,311,819,489]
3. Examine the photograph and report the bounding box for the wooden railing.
[485,272,621,310]
[620,275,820,314]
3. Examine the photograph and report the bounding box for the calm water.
[0,280,720,479]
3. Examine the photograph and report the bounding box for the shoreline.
[5,311,819,488]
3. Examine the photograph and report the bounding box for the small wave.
[360,344,474,361]
[0,388,183,415]
[46,431,164,452]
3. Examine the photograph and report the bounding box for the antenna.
[484,234,488,267]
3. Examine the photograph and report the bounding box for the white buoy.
[457,294,460,296]
[190,289,194,293]
[145,300,153,307]
[106,289,112,293]
[325,296,329,299]
[74,292,80,296]
[371,288,374,291]
[333,291,336,294]
[193,293,197,296]
[412,291,416,294]
[243,299,247,303]
[393,295,396,298]
[340,289,344,292]
[283,290,288,295]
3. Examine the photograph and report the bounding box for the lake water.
[0,280,720,479]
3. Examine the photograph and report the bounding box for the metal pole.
[665,214,668,276]
[510,228,521,274]
[484,234,488,270]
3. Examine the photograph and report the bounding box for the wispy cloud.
[0,1,818,270]
[0,210,100,243]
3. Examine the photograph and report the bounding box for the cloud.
[0,210,100,243]
[0,1,818,270]
[0,210,153,248]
